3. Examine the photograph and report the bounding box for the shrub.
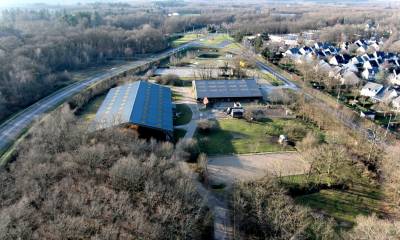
[155,74,183,86]
[197,119,216,133]
[175,138,200,162]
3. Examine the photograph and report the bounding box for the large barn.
[192,79,262,102]
[91,81,173,140]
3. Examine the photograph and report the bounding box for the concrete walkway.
[172,86,233,240]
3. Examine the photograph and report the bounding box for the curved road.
[0,41,199,153]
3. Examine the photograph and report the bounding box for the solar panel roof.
[193,79,262,99]
[92,81,173,132]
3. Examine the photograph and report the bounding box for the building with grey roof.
[192,79,262,102]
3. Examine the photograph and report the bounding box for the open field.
[201,34,234,47]
[172,33,204,47]
[280,174,384,227]
[196,118,299,155]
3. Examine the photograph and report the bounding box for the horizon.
[1,0,400,8]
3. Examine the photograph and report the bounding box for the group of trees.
[0,106,212,239]
[232,176,337,239]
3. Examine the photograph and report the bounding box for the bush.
[175,138,200,162]
[283,122,308,142]
[197,119,216,133]
[155,74,183,86]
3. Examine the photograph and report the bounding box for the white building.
[388,68,400,85]
[372,87,398,104]
[392,96,400,110]
[360,82,384,97]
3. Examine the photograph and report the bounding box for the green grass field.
[196,118,296,155]
[172,33,203,47]
[259,71,285,86]
[202,34,233,46]
[172,91,184,101]
[280,175,384,227]
[174,104,193,126]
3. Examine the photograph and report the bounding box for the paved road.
[0,41,200,152]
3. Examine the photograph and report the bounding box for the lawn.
[257,71,285,86]
[196,118,296,155]
[172,33,203,47]
[172,91,184,101]
[280,174,384,227]
[174,104,193,126]
[75,94,106,122]
[202,34,234,46]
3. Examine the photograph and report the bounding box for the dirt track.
[208,152,308,186]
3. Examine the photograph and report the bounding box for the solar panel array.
[193,79,262,99]
[93,81,173,132]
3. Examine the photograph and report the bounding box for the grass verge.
[75,94,106,122]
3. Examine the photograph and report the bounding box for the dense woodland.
[0,106,212,239]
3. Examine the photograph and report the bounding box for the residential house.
[360,82,384,97]
[372,87,398,104]
[363,60,380,70]
[357,45,368,54]
[388,68,400,85]
[329,55,350,66]
[368,41,380,52]
[362,68,380,81]
[284,47,300,57]
[355,39,368,47]
[299,46,313,55]
[387,59,400,68]
[351,56,365,65]
[373,51,385,60]
[341,42,350,51]
[314,42,333,50]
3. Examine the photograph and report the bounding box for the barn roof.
[92,81,173,132]
[193,79,262,99]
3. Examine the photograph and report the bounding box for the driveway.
[208,152,308,186]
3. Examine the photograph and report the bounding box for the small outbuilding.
[192,79,262,102]
[92,81,173,140]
